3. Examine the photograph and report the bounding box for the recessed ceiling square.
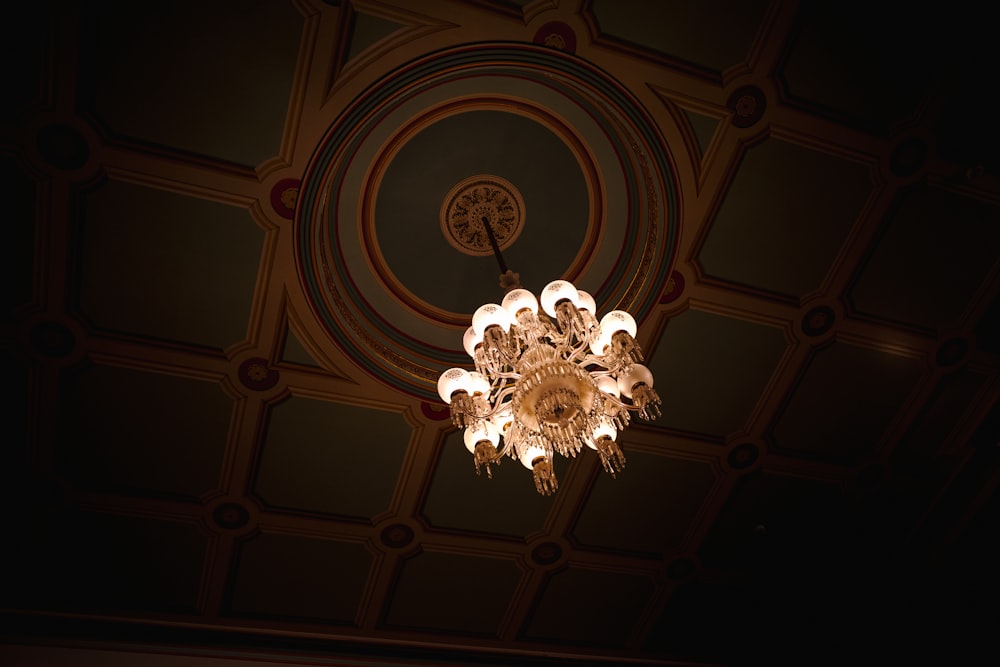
[255,396,410,519]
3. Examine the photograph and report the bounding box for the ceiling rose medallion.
[440,175,524,256]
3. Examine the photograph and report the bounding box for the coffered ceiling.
[2,2,998,666]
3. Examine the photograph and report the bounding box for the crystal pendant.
[605,331,643,372]
[474,440,500,478]
[449,391,474,428]
[595,435,626,477]
[531,456,558,495]
[632,384,662,421]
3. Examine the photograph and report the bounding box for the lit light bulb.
[464,420,499,453]
[472,303,512,335]
[501,288,538,319]
[437,367,472,403]
[462,326,482,358]
[519,445,547,469]
[540,280,579,317]
[617,363,654,399]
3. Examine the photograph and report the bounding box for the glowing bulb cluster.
[438,279,660,495]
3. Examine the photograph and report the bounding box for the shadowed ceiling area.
[2,2,998,666]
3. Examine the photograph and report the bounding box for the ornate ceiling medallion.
[440,175,524,256]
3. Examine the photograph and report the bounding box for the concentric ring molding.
[296,43,681,400]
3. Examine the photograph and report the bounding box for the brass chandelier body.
[438,264,661,495]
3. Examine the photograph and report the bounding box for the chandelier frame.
[437,216,661,495]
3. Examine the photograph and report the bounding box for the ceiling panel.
[894,369,988,461]
[384,549,523,635]
[227,531,373,624]
[697,138,872,298]
[847,185,1000,333]
[771,341,924,463]
[255,396,412,519]
[571,450,717,556]
[778,4,941,133]
[78,0,303,167]
[523,566,656,646]
[55,362,232,499]
[421,429,564,538]
[589,0,771,75]
[647,309,788,438]
[77,179,265,349]
[698,471,844,571]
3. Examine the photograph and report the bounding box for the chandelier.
[437,219,661,496]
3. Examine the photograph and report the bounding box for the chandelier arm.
[581,355,615,369]
[495,437,518,460]
[469,386,517,422]
[499,342,523,366]
[548,327,573,345]
[565,340,594,364]
[601,392,643,413]
[536,312,561,340]
[489,371,521,384]
[491,386,517,406]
